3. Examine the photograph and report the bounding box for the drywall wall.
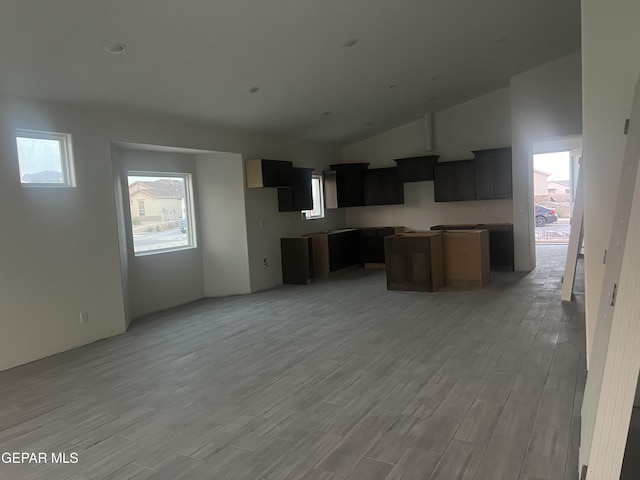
[510,52,583,271]
[582,0,640,367]
[118,149,205,319]
[196,152,252,297]
[341,88,513,230]
[0,95,343,371]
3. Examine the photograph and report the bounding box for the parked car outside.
[179,219,187,233]
[535,204,558,227]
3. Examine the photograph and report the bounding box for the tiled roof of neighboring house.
[554,179,571,187]
[129,180,185,198]
[534,168,552,176]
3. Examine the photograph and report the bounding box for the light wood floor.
[0,245,585,480]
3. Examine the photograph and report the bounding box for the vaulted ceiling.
[0,0,581,145]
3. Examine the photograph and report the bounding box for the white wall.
[582,0,640,364]
[510,52,583,271]
[341,88,513,230]
[0,96,343,371]
[118,149,205,319]
[196,152,252,297]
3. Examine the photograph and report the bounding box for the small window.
[15,130,75,186]
[303,175,325,220]
[127,172,197,255]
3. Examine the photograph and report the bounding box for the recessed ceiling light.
[342,38,358,48]
[104,43,126,54]
[246,86,260,94]
[321,111,331,116]
[429,96,438,102]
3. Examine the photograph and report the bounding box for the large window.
[15,130,75,186]
[303,175,325,219]
[127,172,196,255]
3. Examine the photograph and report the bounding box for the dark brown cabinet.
[360,227,400,265]
[277,167,313,212]
[433,160,476,202]
[475,223,514,271]
[246,159,293,188]
[473,148,512,200]
[384,232,444,292]
[394,155,440,182]
[364,167,404,205]
[304,229,362,278]
[324,163,369,208]
[431,223,514,271]
[281,237,313,284]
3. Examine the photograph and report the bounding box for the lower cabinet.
[384,232,444,292]
[304,229,362,278]
[281,238,314,285]
[361,227,405,267]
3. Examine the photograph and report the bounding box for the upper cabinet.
[432,147,512,202]
[473,147,512,200]
[394,155,440,182]
[324,163,369,208]
[246,159,293,188]
[364,167,404,206]
[277,167,313,212]
[433,160,476,202]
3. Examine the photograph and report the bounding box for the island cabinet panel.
[246,159,293,188]
[433,160,476,202]
[364,167,404,206]
[384,232,444,292]
[431,223,514,271]
[277,167,313,212]
[324,163,369,208]
[473,147,512,200]
[394,155,440,182]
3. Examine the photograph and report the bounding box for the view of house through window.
[533,151,572,244]
[15,129,75,186]
[127,173,196,255]
[303,175,325,219]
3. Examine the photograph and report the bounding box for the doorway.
[533,151,572,244]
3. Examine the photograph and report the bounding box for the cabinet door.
[434,161,475,202]
[474,148,512,199]
[404,237,432,289]
[364,168,403,206]
[394,155,440,182]
[361,229,380,263]
[455,161,476,201]
[434,163,457,202]
[326,163,368,208]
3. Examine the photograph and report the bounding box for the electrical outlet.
[483,206,488,213]
[80,312,89,324]
[263,258,268,268]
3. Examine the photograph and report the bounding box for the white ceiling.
[0,0,581,146]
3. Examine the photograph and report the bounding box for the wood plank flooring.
[0,245,585,480]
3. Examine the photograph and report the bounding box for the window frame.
[302,174,325,220]
[15,129,75,187]
[127,171,197,257]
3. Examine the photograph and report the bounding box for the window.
[15,130,75,186]
[127,172,196,255]
[303,175,325,219]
